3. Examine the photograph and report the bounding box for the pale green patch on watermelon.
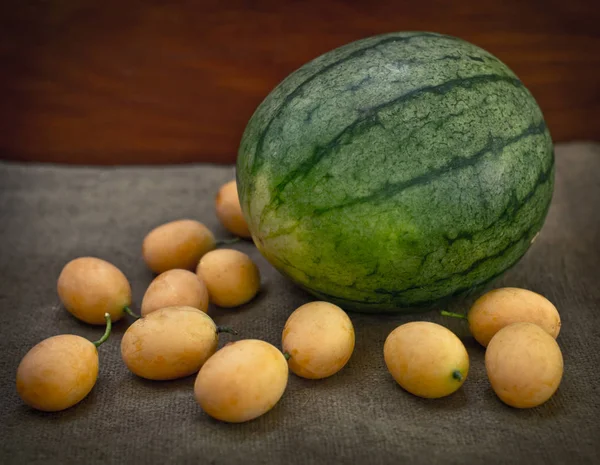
[236,31,554,312]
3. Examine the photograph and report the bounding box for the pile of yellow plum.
[15,180,564,421]
[388,288,563,407]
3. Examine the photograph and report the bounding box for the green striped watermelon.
[236,32,554,312]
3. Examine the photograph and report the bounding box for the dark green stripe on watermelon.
[237,32,554,312]
[266,73,524,212]
[245,32,444,179]
[311,119,546,216]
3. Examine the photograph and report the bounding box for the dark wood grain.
[1,0,599,165]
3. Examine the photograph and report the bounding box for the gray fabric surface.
[0,143,599,465]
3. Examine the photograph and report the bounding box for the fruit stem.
[216,326,238,335]
[283,352,291,361]
[452,370,463,381]
[123,306,140,319]
[440,310,468,320]
[215,237,241,247]
[93,313,112,348]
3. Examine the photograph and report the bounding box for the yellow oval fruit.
[215,180,251,238]
[196,249,260,308]
[485,322,563,408]
[194,339,288,423]
[121,306,219,380]
[142,219,216,274]
[282,301,354,379]
[140,269,209,317]
[57,256,131,324]
[16,335,99,412]
[468,287,561,347]
[384,321,469,398]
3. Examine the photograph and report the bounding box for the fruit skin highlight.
[485,322,563,408]
[142,219,216,274]
[282,301,355,379]
[16,313,112,412]
[141,269,209,317]
[121,306,224,381]
[57,256,131,324]
[384,321,469,398]
[196,249,260,308]
[467,287,560,347]
[194,339,288,423]
[236,31,554,312]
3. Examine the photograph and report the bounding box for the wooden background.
[1,0,599,165]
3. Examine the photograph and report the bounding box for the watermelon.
[236,32,554,312]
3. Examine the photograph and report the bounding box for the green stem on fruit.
[93,313,112,348]
[215,237,241,247]
[216,326,238,335]
[283,352,291,361]
[452,370,463,382]
[440,310,468,320]
[123,306,140,319]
